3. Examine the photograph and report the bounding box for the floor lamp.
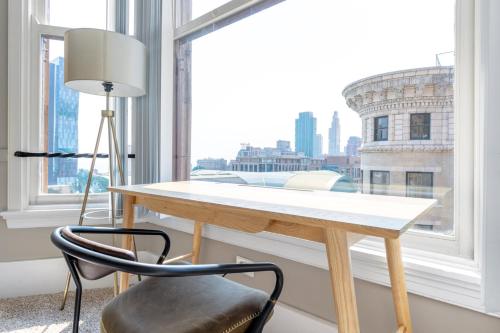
[59,28,146,309]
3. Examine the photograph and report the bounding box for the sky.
[189,0,455,163]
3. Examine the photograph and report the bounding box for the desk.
[110,181,435,333]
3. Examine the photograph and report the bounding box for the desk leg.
[325,228,360,333]
[191,222,204,264]
[385,238,412,333]
[119,195,135,293]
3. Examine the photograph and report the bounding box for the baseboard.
[266,302,338,333]
[0,252,153,299]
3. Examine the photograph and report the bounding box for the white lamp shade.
[64,28,147,97]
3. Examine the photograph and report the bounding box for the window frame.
[5,0,118,215]
[29,23,110,206]
[373,115,389,141]
[165,0,478,269]
[409,113,431,140]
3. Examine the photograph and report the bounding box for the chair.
[51,226,284,333]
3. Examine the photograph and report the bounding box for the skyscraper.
[47,57,79,187]
[344,136,361,157]
[314,134,323,158]
[295,111,317,158]
[328,111,341,155]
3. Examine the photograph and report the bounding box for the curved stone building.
[342,66,454,233]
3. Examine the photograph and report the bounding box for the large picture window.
[165,0,480,260]
[177,0,457,239]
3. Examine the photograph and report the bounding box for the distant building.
[324,155,361,185]
[276,140,291,152]
[343,66,454,232]
[230,142,324,172]
[47,57,79,189]
[344,136,361,157]
[328,111,341,155]
[314,134,323,158]
[196,158,228,171]
[295,111,317,158]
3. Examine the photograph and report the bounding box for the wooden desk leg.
[385,238,412,333]
[119,195,136,293]
[191,222,204,264]
[325,228,360,333]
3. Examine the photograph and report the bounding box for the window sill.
[0,203,140,229]
[149,215,495,316]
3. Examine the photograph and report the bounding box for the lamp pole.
[60,82,133,310]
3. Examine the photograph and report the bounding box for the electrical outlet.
[236,256,255,278]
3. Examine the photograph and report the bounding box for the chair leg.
[63,254,83,333]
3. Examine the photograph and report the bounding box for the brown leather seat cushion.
[101,275,269,333]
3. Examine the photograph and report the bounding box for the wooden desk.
[110,181,435,333]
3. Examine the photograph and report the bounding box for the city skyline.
[195,109,357,163]
[191,0,454,163]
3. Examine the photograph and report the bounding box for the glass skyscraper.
[295,111,317,158]
[47,57,79,188]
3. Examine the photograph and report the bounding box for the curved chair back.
[61,227,136,280]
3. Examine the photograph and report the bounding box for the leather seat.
[100,274,270,333]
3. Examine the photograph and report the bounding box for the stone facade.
[342,66,454,233]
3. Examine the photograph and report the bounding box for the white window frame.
[157,0,500,314]
[3,0,119,224]
[170,0,475,257]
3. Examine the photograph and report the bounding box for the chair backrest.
[61,226,136,280]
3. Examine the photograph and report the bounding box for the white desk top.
[110,181,436,237]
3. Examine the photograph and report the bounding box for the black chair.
[51,226,284,333]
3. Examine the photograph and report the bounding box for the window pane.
[370,171,390,195]
[185,0,455,235]
[48,0,107,29]
[410,113,431,140]
[41,36,109,194]
[374,116,389,141]
[407,172,433,198]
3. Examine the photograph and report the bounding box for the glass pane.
[185,0,455,235]
[48,0,107,29]
[410,114,431,140]
[41,36,109,194]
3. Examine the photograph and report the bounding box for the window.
[406,172,433,198]
[176,0,458,238]
[18,0,134,205]
[410,113,431,140]
[370,171,390,195]
[374,116,389,141]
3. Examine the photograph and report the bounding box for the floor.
[0,287,337,333]
[0,288,113,333]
